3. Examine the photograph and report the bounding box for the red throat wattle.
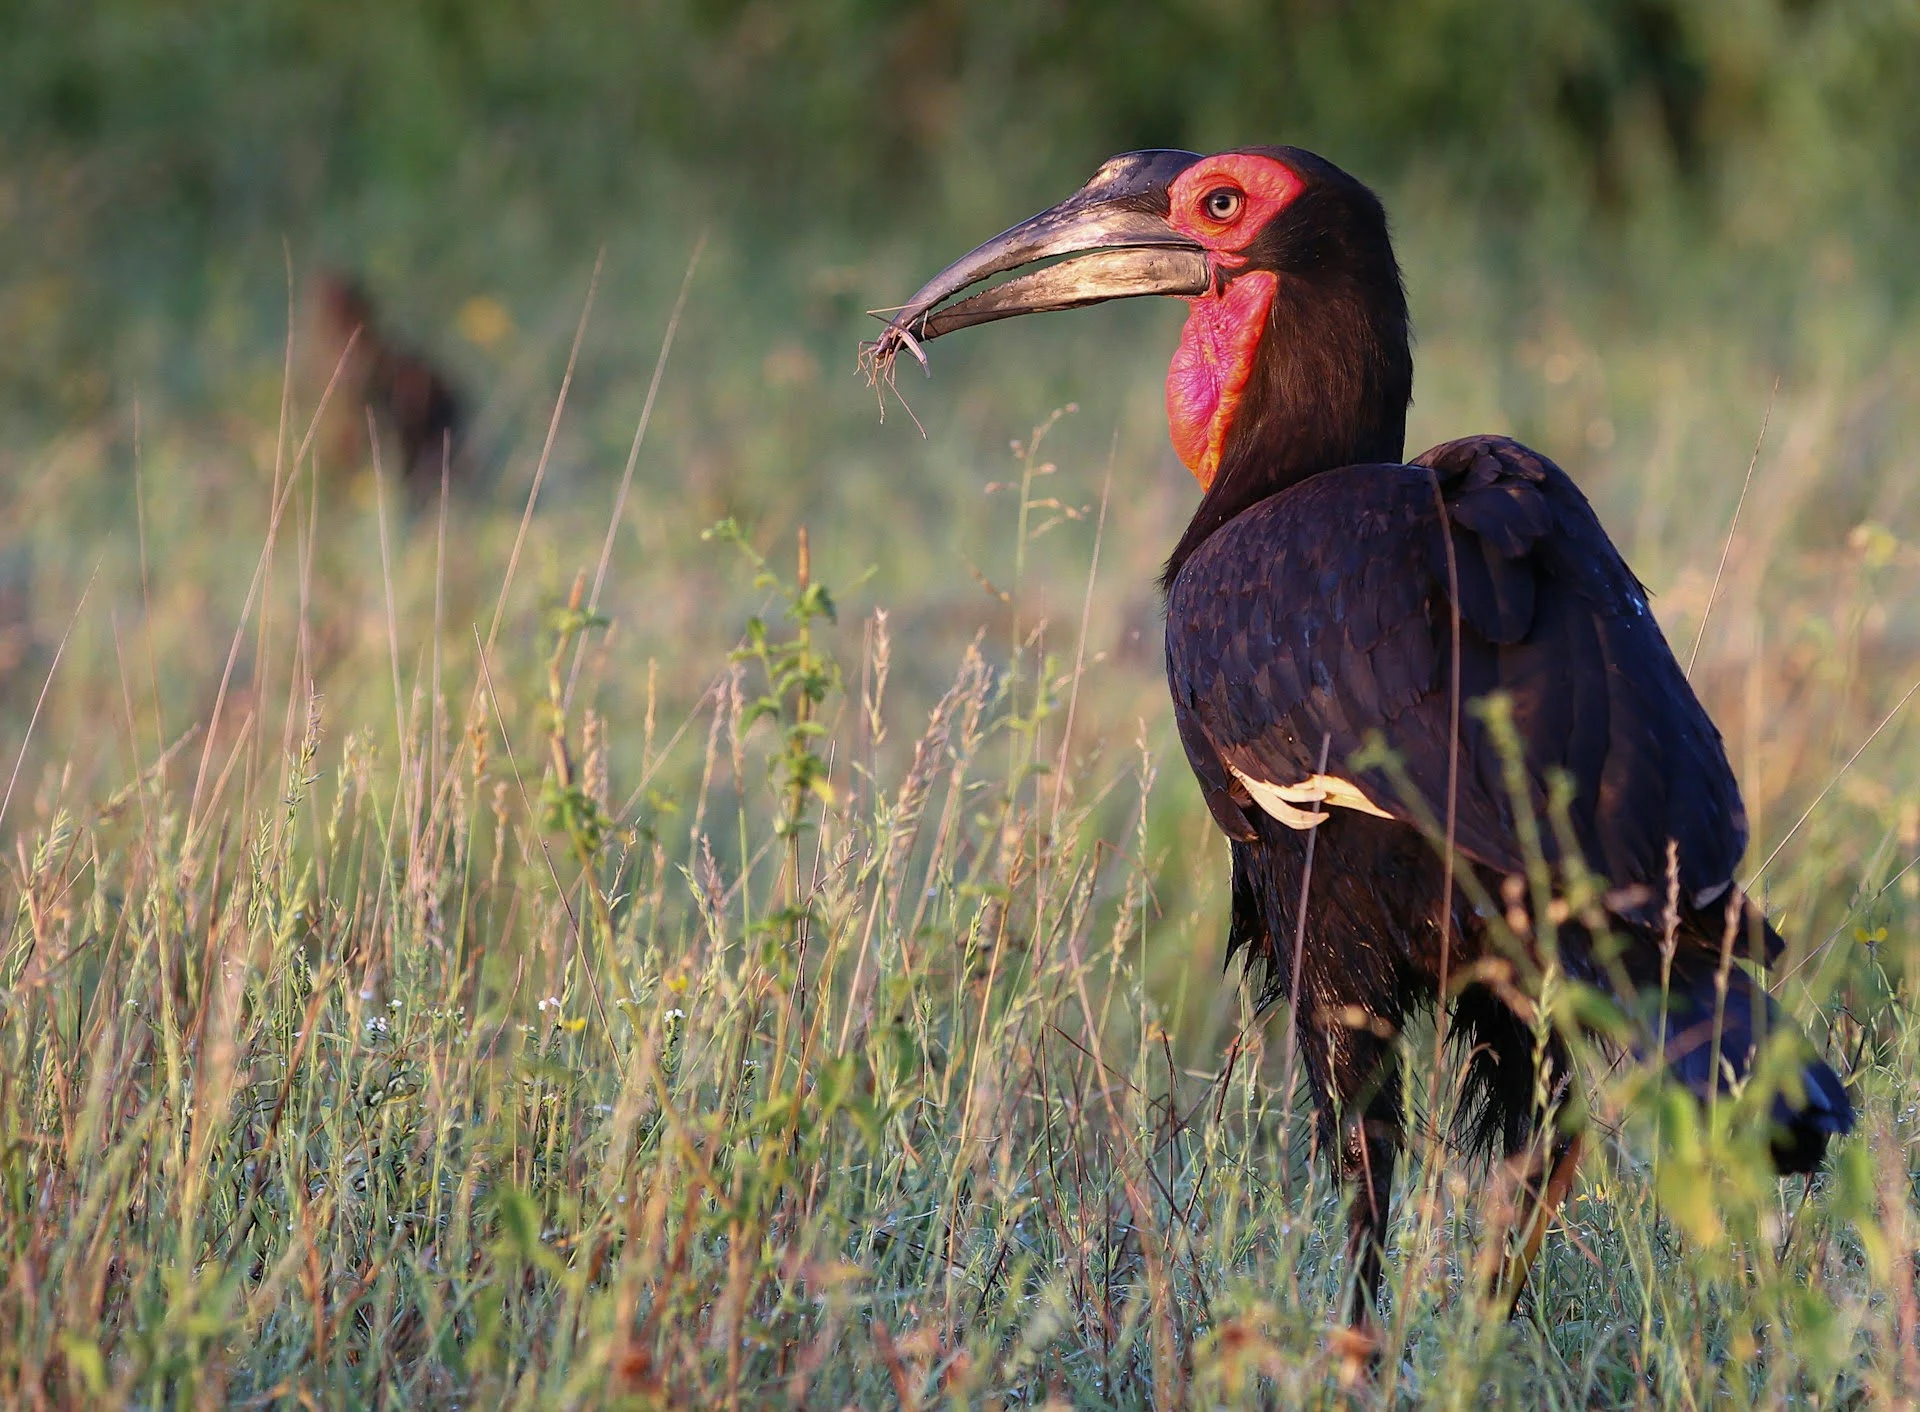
[1166,270,1277,490]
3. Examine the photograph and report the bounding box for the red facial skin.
[1165,271,1277,482]
[1161,154,1303,489]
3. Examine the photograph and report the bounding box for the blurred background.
[2,0,1917,1016]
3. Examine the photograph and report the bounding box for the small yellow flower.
[457,294,515,351]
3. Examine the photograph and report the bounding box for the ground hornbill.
[865,147,1852,1338]
[317,272,466,493]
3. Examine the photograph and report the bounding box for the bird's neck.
[1162,276,1411,586]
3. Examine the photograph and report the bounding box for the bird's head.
[869,147,1412,497]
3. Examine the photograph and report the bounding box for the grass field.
[4,4,1920,1407]
[0,298,1915,1407]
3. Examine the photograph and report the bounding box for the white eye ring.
[1203,187,1244,222]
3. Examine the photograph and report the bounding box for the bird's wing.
[1165,434,1750,926]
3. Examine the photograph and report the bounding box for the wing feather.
[1166,434,1748,924]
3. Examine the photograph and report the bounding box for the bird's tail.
[1651,957,1852,1173]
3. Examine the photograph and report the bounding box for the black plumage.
[869,142,1853,1338]
[1166,434,1849,1318]
[1166,436,1752,923]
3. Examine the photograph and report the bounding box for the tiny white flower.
[358,988,374,1002]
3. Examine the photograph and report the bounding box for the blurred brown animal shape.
[313,271,466,495]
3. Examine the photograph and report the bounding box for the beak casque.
[870,149,1211,361]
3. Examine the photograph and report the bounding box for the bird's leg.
[1302,1013,1402,1357]
[1340,1109,1400,1329]
[1489,1128,1582,1317]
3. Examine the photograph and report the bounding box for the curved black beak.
[867,149,1210,372]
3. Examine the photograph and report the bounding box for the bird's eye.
[1203,187,1244,222]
